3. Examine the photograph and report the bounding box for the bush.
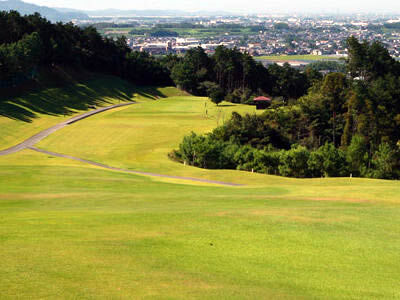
[171,116,397,180]
[346,135,369,176]
[177,132,233,169]
[279,145,311,178]
[316,143,348,177]
[370,143,398,179]
[307,151,324,177]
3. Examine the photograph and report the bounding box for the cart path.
[0,102,242,186]
[28,147,243,187]
[0,102,134,156]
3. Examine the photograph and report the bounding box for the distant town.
[82,14,400,62]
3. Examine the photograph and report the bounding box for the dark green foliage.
[200,81,224,105]
[124,51,171,85]
[370,143,398,179]
[346,36,400,81]
[315,143,347,177]
[320,72,348,146]
[169,46,278,99]
[225,88,255,104]
[211,112,290,150]
[149,30,179,37]
[177,132,234,169]
[0,31,41,80]
[173,106,398,179]
[307,61,346,73]
[346,135,369,176]
[169,37,400,180]
[278,145,311,178]
[213,47,270,95]
[0,11,172,88]
[268,63,309,101]
[170,47,212,95]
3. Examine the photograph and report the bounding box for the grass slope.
[37,95,261,183]
[0,75,185,150]
[1,80,400,299]
[0,151,399,299]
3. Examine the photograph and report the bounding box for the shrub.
[279,145,311,178]
[370,143,398,179]
[317,143,348,177]
[346,135,369,176]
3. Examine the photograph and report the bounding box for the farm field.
[1,77,400,299]
[100,26,257,38]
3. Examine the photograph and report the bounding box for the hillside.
[0,0,89,21]
[0,74,185,150]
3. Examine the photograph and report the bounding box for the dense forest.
[171,37,400,179]
[162,46,313,104]
[0,10,171,87]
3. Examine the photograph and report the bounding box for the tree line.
[171,37,400,179]
[162,46,313,105]
[0,10,171,86]
[0,10,314,99]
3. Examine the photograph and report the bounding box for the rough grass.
[1,79,400,299]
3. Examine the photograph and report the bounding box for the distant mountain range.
[0,0,89,22]
[0,0,233,22]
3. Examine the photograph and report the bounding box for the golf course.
[1,76,400,299]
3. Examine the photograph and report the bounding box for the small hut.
[253,96,272,110]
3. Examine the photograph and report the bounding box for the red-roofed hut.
[253,96,272,110]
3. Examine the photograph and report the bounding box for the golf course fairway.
[1,77,399,299]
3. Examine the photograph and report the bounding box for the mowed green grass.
[37,94,264,184]
[1,151,400,299]
[1,79,400,299]
[0,75,182,150]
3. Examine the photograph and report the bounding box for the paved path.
[0,102,242,187]
[29,147,243,186]
[0,102,135,156]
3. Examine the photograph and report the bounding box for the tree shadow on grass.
[0,102,36,122]
[134,86,166,100]
[0,76,168,122]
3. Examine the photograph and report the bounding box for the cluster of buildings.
[128,37,236,55]
[124,15,400,58]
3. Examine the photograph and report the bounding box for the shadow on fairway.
[0,76,168,122]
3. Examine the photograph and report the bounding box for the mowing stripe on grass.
[0,102,135,156]
[28,147,243,187]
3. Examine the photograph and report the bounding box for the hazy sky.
[23,0,400,13]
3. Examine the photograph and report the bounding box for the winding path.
[28,147,242,186]
[0,102,135,156]
[0,102,242,187]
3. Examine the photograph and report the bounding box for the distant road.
[0,102,242,187]
[0,102,134,156]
